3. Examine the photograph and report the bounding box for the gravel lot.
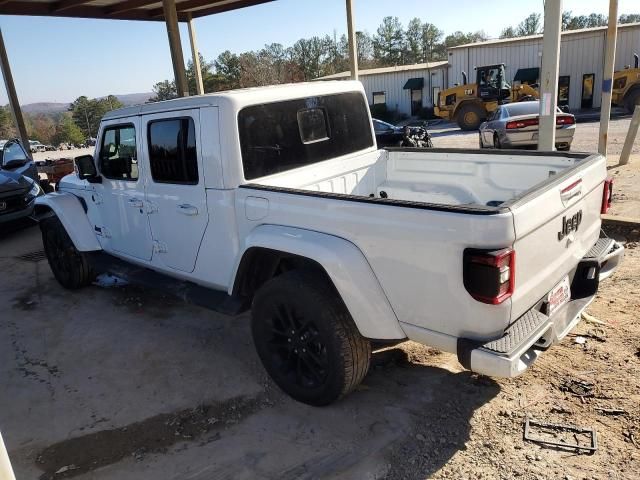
[1,120,639,480]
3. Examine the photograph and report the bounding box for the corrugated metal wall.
[359,66,447,116]
[447,25,640,110]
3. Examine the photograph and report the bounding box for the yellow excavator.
[434,64,539,130]
[612,54,640,113]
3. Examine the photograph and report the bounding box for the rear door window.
[148,118,198,184]
[239,92,373,180]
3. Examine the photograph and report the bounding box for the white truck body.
[36,81,623,403]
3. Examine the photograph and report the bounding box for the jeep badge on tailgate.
[558,210,583,241]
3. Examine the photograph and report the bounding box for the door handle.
[177,204,199,216]
[128,198,143,208]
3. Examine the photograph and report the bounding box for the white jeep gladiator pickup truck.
[35,81,623,405]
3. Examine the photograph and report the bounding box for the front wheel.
[251,269,371,406]
[41,217,93,289]
[456,103,485,131]
[624,88,640,114]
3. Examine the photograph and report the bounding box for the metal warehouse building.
[320,61,448,116]
[448,22,640,111]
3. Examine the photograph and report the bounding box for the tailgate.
[508,154,605,322]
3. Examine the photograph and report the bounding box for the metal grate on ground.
[15,250,47,263]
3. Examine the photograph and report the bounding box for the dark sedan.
[373,119,405,147]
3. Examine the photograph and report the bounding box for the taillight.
[506,118,538,129]
[463,248,515,305]
[601,177,614,214]
[556,115,575,126]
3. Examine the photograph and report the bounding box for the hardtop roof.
[102,81,365,120]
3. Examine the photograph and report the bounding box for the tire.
[251,269,371,406]
[41,216,93,289]
[623,88,640,114]
[456,103,485,131]
[493,133,502,149]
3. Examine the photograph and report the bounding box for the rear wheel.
[41,217,93,289]
[623,88,640,114]
[456,103,485,131]
[251,269,371,406]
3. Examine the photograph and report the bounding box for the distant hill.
[100,92,154,106]
[20,92,153,115]
[22,102,69,114]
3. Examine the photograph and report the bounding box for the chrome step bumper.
[457,238,624,378]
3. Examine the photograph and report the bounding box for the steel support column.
[538,0,562,151]
[0,433,16,480]
[345,0,358,80]
[0,28,31,157]
[598,0,619,156]
[162,0,189,97]
[187,13,204,95]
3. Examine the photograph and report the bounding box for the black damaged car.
[0,139,42,226]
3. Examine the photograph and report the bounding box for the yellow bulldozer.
[434,64,539,130]
[612,54,640,113]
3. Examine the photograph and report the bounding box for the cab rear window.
[238,92,373,180]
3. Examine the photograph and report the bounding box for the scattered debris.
[623,430,639,448]
[594,407,626,416]
[523,415,597,453]
[550,405,572,414]
[93,273,129,288]
[54,465,78,474]
[560,378,595,398]
[573,336,587,345]
[582,312,607,326]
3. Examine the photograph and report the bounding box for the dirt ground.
[1,119,639,480]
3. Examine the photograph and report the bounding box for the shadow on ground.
[32,347,499,480]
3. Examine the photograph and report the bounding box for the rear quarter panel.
[234,187,516,342]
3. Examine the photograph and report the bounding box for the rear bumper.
[502,128,574,148]
[457,238,624,378]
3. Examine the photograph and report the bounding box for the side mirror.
[75,154,101,183]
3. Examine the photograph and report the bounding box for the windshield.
[373,119,394,132]
[504,101,565,117]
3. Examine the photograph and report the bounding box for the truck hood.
[0,170,31,195]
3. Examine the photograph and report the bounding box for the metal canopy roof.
[0,0,274,22]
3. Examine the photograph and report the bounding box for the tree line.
[149,16,488,101]
[0,95,123,146]
[150,11,640,101]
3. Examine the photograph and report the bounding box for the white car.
[35,81,623,405]
[479,101,575,151]
[29,140,47,153]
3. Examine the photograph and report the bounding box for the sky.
[0,0,639,104]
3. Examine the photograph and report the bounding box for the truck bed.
[249,148,592,212]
